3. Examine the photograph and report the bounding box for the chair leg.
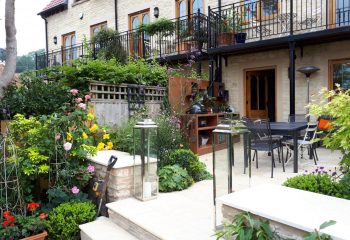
[255,150,258,169]
[314,148,319,161]
[271,150,274,178]
[277,146,281,163]
[313,148,318,165]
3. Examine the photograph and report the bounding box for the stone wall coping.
[89,150,157,168]
[217,184,350,240]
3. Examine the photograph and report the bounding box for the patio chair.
[244,118,283,178]
[283,121,319,165]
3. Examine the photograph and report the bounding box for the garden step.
[79,217,139,240]
[107,201,163,240]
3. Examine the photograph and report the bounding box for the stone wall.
[222,40,350,121]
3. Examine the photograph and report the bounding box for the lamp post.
[133,118,159,201]
[297,66,320,110]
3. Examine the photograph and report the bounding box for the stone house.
[37,0,350,121]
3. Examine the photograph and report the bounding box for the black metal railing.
[209,0,350,48]
[35,12,208,70]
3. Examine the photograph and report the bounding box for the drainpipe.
[41,15,49,68]
[114,0,118,31]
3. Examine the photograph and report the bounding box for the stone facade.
[222,40,350,121]
[45,0,116,51]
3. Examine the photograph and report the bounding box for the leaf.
[319,220,336,230]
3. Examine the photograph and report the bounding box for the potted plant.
[0,203,48,240]
[217,16,235,46]
[233,12,247,44]
[139,18,175,37]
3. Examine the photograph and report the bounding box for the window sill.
[72,0,89,7]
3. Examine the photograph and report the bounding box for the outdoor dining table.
[269,122,308,173]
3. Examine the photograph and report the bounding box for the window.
[329,59,350,89]
[243,0,279,21]
[90,21,107,38]
[176,0,204,17]
[62,32,77,64]
[129,10,150,57]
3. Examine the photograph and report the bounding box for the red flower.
[27,202,40,212]
[3,211,11,218]
[39,213,48,220]
[2,220,9,226]
[7,216,15,222]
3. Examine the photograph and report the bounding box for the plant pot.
[234,32,247,44]
[20,231,48,240]
[176,42,191,53]
[217,32,235,46]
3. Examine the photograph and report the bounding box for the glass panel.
[192,0,203,14]
[132,17,140,55]
[258,76,266,110]
[333,61,350,89]
[179,0,187,18]
[262,0,278,17]
[65,37,70,61]
[245,0,257,20]
[132,16,139,30]
[71,35,77,59]
[250,75,258,110]
[336,0,350,26]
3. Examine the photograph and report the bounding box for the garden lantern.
[212,114,249,227]
[133,118,159,201]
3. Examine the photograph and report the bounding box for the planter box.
[20,231,48,240]
[217,32,235,46]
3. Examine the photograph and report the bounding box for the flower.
[64,142,72,151]
[87,113,95,120]
[3,211,11,218]
[107,141,113,150]
[71,186,80,194]
[27,202,40,212]
[97,142,105,150]
[75,97,83,103]
[85,95,91,102]
[66,132,73,141]
[39,213,48,220]
[87,164,95,173]
[82,132,88,139]
[103,134,110,140]
[55,133,61,140]
[89,124,98,133]
[70,89,79,95]
[77,103,86,110]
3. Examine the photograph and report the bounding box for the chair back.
[243,117,273,149]
[303,122,318,142]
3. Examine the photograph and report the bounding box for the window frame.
[90,21,107,39]
[241,0,280,22]
[328,58,350,90]
[61,31,76,64]
[128,9,150,57]
[176,0,204,18]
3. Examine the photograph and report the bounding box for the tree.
[0,0,17,98]
[16,49,45,73]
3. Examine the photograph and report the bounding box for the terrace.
[35,0,350,70]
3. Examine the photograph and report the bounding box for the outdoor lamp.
[212,114,249,228]
[154,7,159,18]
[133,117,159,201]
[297,66,320,107]
[53,36,57,45]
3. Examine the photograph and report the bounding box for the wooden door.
[246,71,268,119]
[62,32,76,64]
[129,10,150,57]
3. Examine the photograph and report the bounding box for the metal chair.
[244,118,284,178]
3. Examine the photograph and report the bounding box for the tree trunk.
[0,0,17,98]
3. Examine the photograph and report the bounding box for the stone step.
[80,217,139,240]
[107,202,163,240]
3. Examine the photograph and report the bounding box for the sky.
[0,0,51,56]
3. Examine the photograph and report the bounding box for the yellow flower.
[87,113,95,121]
[103,134,110,140]
[89,124,98,133]
[82,132,88,139]
[67,132,73,141]
[107,141,113,150]
[97,142,105,150]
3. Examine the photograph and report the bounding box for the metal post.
[208,6,211,48]
[35,53,38,70]
[289,41,296,115]
[208,55,215,97]
[196,9,201,51]
[259,0,262,40]
[290,0,294,35]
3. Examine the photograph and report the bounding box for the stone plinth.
[89,150,157,202]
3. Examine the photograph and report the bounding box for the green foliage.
[16,49,45,73]
[165,149,211,182]
[309,86,350,169]
[0,71,70,118]
[304,220,336,240]
[46,201,96,240]
[139,18,175,36]
[158,164,193,192]
[92,28,127,62]
[214,212,275,240]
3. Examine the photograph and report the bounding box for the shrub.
[159,165,193,192]
[46,201,96,240]
[166,149,211,182]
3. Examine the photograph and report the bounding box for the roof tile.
[41,0,65,12]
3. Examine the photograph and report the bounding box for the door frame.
[243,66,277,120]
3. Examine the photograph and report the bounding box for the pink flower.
[87,164,95,173]
[63,142,72,151]
[55,133,61,140]
[84,95,91,102]
[71,186,80,194]
[75,97,83,103]
[70,89,79,96]
[77,103,86,110]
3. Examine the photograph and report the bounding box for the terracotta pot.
[176,42,191,53]
[217,32,235,46]
[20,231,48,240]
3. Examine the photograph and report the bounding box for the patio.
[84,141,342,240]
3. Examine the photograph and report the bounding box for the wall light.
[53,36,58,45]
[154,7,159,18]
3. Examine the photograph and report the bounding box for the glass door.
[336,0,350,26]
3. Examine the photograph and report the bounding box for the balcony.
[208,0,350,53]
[35,13,208,70]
